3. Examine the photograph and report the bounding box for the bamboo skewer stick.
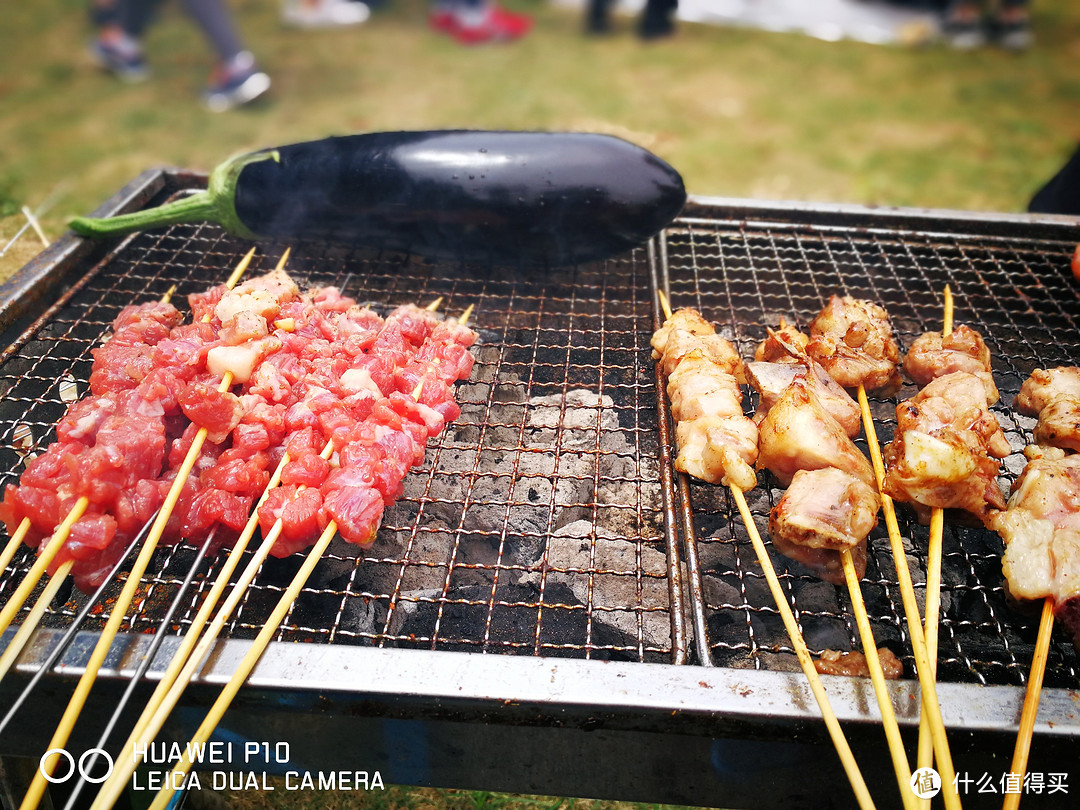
[0,498,87,641]
[731,487,876,810]
[90,295,454,809]
[656,290,875,810]
[19,248,260,810]
[0,559,72,682]
[21,205,50,248]
[147,308,472,810]
[86,444,315,810]
[1002,598,1055,810]
[858,386,962,810]
[0,521,29,576]
[841,549,917,810]
[917,286,952,800]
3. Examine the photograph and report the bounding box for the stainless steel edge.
[680,194,1080,240]
[5,629,1078,738]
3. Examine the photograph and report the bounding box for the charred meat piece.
[815,648,904,680]
[754,318,810,363]
[1014,366,1080,416]
[756,378,876,489]
[1034,396,1080,453]
[745,360,861,438]
[903,324,992,387]
[769,467,880,551]
[805,295,901,393]
[883,371,1008,522]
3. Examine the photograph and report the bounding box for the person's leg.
[942,0,986,48]
[181,0,244,62]
[89,0,151,81]
[181,0,271,110]
[639,0,677,39]
[995,0,1032,50]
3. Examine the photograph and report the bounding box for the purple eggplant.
[69,130,687,266]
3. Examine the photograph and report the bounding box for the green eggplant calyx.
[68,149,280,241]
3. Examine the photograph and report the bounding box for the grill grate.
[0,223,676,664]
[1,195,1078,693]
[659,212,1080,687]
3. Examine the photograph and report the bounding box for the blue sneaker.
[90,35,149,83]
[203,52,271,112]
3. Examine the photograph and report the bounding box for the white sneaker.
[283,0,371,28]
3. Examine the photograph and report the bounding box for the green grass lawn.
[2,1,1079,281]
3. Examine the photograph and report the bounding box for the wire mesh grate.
[0,223,675,665]
[661,214,1080,687]
[2,201,1079,691]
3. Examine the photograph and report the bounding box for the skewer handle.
[1002,598,1055,810]
[731,486,877,810]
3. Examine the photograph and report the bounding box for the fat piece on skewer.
[754,317,809,364]
[806,295,901,394]
[652,308,757,491]
[745,360,862,438]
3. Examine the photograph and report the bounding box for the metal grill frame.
[0,175,1079,808]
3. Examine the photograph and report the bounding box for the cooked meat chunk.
[989,454,1080,650]
[745,360,861,438]
[658,329,743,380]
[651,308,715,357]
[770,468,880,551]
[654,308,758,491]
[814,648,904,680]
[805,295,901,393]
[903,325,992,387]
[668,354,744,422]
[1014,366,1080,416]
[756,378,876,489]
[754,318,810,363]
[883,371,1008,522]
[1033,396,1080,453]
[674,415,758,491]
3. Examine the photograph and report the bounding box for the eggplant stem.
[68,148,278,241]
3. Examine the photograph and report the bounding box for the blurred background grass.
[1,1,1078,281]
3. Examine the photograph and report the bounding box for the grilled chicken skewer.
[765,294,963,809]
[890,287,989,797]
[991,365,1080,810]
[749,324,920,810]
[655,292,876,810]
[142,305,476,810]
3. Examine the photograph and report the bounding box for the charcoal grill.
[1,170,1079,810]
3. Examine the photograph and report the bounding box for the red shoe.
[430,4,532,45]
